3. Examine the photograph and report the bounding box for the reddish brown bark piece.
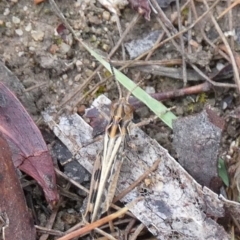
[0,135,36,240]
[0,82,58,205]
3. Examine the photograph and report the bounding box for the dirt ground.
[1,0,240,239]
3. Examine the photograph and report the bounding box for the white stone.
[4,8,10,16]
[25,23,32,32]
[15,29,23,36]
[145,86,155,94]
[31,30,44,41]
[12,16,21,24]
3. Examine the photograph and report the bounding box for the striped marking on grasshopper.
[84,97,133,223]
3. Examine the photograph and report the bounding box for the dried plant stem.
[35,226,63,236]
[115,13,126,61]
[111,59,182,67]
[64,13,140,108]
[217,0,240,20]
[151,0,236,89]
[203,0,240,91]
[190,0,231,63]
[39,205,60,240]
[124,219,137,239]
[130,223,145,240]
[227,0,234,48]
[57,199,142,240]
[55,168,89,194]
[145,0,191,61]
[176,0,187,85]
[94,227,117,240]
[113,159,160,203]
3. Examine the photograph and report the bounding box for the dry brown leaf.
[0,135,36,240]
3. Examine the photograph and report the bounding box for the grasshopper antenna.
[126,74,147,102]
[108,60,122,99]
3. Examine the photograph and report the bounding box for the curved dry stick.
[57,198,142,240]
[203,0,240,92]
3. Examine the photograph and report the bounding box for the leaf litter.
[1,0,240,239]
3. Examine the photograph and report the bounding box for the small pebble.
[62,74,68,80]
[25,23,32,32]
[110,15,117,23]
[91,61,96,68]
[29,46,35,52]
[18,52,24,57]
[90,35,97,42]
[102,43,109,51]
[68,80,73,86]
[49,44,59,54]
[102,11,110,21]
[74,1,81,7]
[74,74,81,81]
[145,86,155,94]
[85,69,93,77]
[15,29,23,36]
[75,60,83,72]
[31,30,44,41]
[4,8,10,16]
[216,62,225,71]
[5,22,12,28]
[222,101,228,110]
[77,105,86,114]
[23,6,28,11]
[59,42,71,54]
[0,20,4,26]
[12,16,21,24]
[89,15,101,25]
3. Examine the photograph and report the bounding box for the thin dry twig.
[49,0,140,109]
[151,0,236,88]
[57,198,142,240]
[66,213,134,237]
[24,82,48,92]
[145,0,191,61]
[35,225,63,237]
[217,0,240,20]
[114,13,126,61]
[129,82,211,109]
[52,3,139,110]
[176,0,187,86]
[190,0,231,63]
[228,0,234,49]
[55,168,89,194]
[94,227,118,240]
[66,13,140,108]
[130,223,145,240]
[124,219,137,239]
[202,0,240,91]
[111,59,182,67]
[187,5,193,54]
[113,159,160,203]
[39,205,60,240]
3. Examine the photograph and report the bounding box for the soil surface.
[1,0,240,239]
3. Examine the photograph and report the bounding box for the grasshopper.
[84,66,134,223]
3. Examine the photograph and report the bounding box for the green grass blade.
[218,158,229,187]
[83,43,177,129]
